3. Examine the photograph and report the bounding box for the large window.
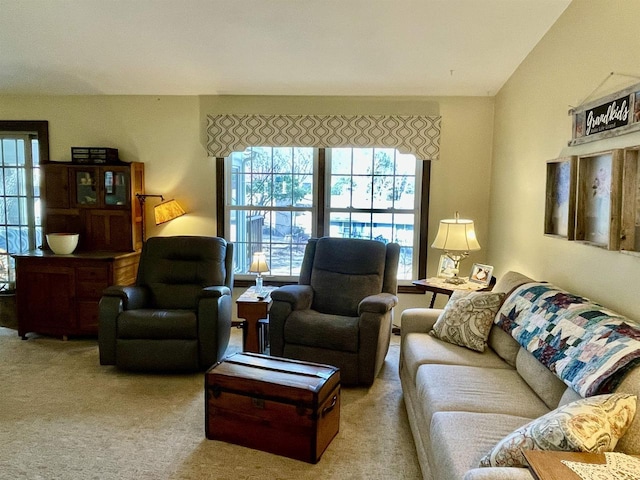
[327,148,418,280]
[0,121,48,292]
[228,146,315,277]
[0,135,42,291]
[224,146,427,283]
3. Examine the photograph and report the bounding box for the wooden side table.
[236,286,277,353]
[412,277,490,308]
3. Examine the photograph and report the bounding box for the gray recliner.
[269,237,400,386]
[98,236,234,372]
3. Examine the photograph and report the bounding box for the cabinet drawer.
[77,300,99,333]
[77,281,109,299]
[76,266,109,282]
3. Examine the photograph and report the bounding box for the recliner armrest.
[199,286,231,299]
[271,284,313,310]
[358,292,398,315]
[102,285,150,310]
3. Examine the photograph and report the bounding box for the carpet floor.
[0,326,421,480]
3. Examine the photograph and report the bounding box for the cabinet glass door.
[75,170,97,205]
[104,170,129,206]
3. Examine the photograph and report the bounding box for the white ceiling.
[0,0,571,97]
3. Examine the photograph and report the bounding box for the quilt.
[495,282,640,397]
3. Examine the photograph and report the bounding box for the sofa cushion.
[117,309,197,339]
[403,332,512,382]
[430,411,533,480]
[487,325,521,367]
[430,290,505,352]
[492,270,535,296]
[479,393,638,468]
[416,364,550,424]
[516,348,569,409]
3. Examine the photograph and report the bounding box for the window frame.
[216,149,430,292]
[0,121,49,292]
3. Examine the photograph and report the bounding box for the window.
[228,147,315,277]
[326,148,418,280]
[0,121,48,292]
[223,147,428,283]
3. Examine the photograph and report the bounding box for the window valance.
[206,114,441,160]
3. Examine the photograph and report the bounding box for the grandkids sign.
[570,81,640,146]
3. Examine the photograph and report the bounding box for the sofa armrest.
[270,284,313,311]
[102,285,150,311]
[399,308,443,343]
[199,285,231,299]
[358,292,398,314]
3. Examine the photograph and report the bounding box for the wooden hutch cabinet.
[14,161,145,339]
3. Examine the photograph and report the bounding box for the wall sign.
[569,81,640,146]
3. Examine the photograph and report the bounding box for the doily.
[562,453,640,480]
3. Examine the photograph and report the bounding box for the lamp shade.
[249,251,270,274]
[431,214,481,252]
[154,199,186,225]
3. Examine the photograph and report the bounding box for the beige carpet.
[0,327,420,480]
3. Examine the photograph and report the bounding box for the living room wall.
[0,94,494,314]
[490,0,640,320]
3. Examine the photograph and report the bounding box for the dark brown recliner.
[98,236,234,372]
[269,237,400,386]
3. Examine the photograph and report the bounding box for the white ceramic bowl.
[46,233,79,255]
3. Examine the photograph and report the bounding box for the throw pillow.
[479,393,637,468]
[429,290,505,352]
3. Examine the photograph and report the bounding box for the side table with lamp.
[395,213,486,335]
[235,252,273,353]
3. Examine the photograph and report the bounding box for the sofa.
[400,271,640,480]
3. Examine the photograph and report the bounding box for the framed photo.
[437,255,456,278]
[469,263,493,285]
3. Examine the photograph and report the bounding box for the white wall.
[490,0,640,320]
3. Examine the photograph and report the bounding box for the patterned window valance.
[206,114,441,160]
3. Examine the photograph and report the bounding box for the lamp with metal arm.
[136,194,186,240]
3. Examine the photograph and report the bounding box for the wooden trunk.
[205,352,340,463]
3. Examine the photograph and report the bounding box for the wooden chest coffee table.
[205,352,340,463]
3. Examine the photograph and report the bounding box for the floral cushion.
[429,290,505,352]
[479,393,637,468]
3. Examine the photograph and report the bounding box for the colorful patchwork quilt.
[495,282,640,397]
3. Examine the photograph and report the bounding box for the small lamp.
[249,251,270,293]
[431,211,481,284]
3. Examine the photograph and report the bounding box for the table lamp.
[431,212,481,284]
[249,251,270,293]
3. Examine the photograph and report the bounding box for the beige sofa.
[399,271,640,480]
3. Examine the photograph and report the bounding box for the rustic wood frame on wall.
[574,149,624,250]
[544,156,577,239]
[569,80,640,146]
[621,146,640,255]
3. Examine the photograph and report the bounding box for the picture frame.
[469,263,493,285]
[620,146,640,254]
[575,149,624,250]
[437,255,456,278]
[544,156,577,239]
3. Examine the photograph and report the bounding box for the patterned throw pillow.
[479,393,637,468]
[429,290,505,352]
